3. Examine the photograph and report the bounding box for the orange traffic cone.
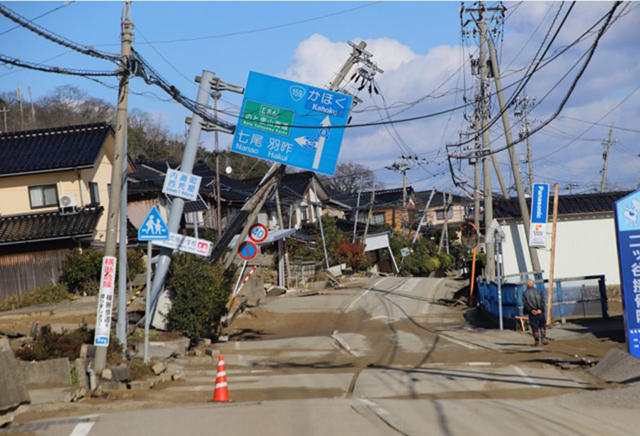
[211,354,231,402]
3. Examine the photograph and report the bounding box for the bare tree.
[320,162,384,194]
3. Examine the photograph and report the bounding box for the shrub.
[336,242,369,271]
[61,248,148,295]
[13,327,123,363]
[126,249,146,282]
[0,283,71,312]
[166,254,233,342]
[61,248,103,295]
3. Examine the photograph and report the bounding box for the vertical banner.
[529,183,550,247]
[94,256,117,347]
[615,190,640,359]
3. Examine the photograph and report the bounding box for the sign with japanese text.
[152,232,212,257]
[162,169,202,201]
[94,256,117,347]
[231,72,353,176]
[615,190,640,359]
[529,183,550,247]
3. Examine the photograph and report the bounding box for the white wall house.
[494,191,629,285]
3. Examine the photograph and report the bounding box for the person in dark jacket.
[522,279,549,346]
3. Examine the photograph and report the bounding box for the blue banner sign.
[529,183,550,247]
[615,190,640,359]
[231,72,353,176]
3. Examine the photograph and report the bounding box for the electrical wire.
[121,2,382,46]
[0,3,120,62]
[0,53,118,77]
[0,1,75,37]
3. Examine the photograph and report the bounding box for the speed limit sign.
[249,223,268,244]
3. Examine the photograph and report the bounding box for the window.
[89,182,100,205]
[300,206,309,223]
[436,208,454,220]
[29,185,58,209]
[371,213,386,225]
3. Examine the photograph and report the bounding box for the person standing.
[522,279,549,346]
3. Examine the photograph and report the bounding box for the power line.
[0,1,75,37]
[558,116,640,135]
[0,53,118,77]
[0,3,120,62]
[116,2,382,46]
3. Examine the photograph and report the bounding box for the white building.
[493,191,630,285]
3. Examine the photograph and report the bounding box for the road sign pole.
[144,241,151,364]
[232,261,248,298]
[149,71,213,306]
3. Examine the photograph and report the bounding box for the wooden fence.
[0,248,71,301]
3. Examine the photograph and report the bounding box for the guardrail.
[478,274,608,327]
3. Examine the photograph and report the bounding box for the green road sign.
[241,100,294,137]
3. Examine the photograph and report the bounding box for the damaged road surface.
[5,277,639,436]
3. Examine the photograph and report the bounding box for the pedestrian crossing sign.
[138,206,169,241]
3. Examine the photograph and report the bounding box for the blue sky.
[1,1,639,194]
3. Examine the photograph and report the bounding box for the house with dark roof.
[0,122,135,300]
[129,159,336,235]
[493,190,630,285]
[332,187,418,234]
[414,190,468,235]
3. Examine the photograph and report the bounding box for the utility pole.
[386,160,410,235]
[478,2,496,280]
[352,178,363,243]
[94,2,132,373]
[514,94,535,194]
[488,37,542,276]
[213,91,223,239]
[412,188,435,248]
[363,180,376,242]
[28,86,35,125]
[0,99,8,132]
[600,126,614,192]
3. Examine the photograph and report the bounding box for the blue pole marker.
[615,189,640,359]
[231,72,353,176]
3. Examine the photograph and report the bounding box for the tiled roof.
[332,187,415,209]
[414,190,467,208]
[494,191,631,219]
[0,123,111,177]
[0,207,104,245]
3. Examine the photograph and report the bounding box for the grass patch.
[0,283,72,312]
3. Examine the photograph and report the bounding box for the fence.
[478,274,608,328]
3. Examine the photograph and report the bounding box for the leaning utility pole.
[213,91,223,239]
[363,180,376,241]
[600,126,614,192]
[94,2,132,373]
[488,37,542,275]
[478,3,496,280]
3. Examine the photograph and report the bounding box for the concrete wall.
[500,213,620,285]
[0,350,30,413]
[19,357,72,386]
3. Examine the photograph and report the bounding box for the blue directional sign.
[138,206,169,241]
[231,72,353,176]
[615,189,640,359]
